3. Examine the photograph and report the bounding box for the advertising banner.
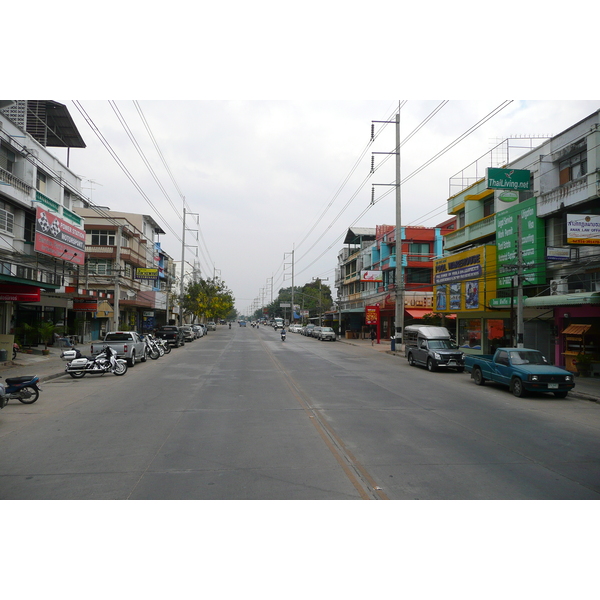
[34,206,85,265]
[360,270,383,282]
[566,214,600,245]
[487,168,531,190]
[496,197,545,288]
[365,305,379,325]
[73,297,98,311]
[135,268,159,280]
[0,284,41,302]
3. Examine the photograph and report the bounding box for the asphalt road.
[1,325,599,499]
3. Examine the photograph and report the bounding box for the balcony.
[444,214,495,250]
[0,167,32,195]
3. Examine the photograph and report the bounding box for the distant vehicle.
[239,321,246,327]
[464,348,575,398]
[207,322,217,331]
[273,317,284,330]
[311,326,322,338]
[302,324,315,337]
[181,326,195,342]
[192,325,204,338]
[289,324,302,333]
[318,326,336,341]
[405,325,464,372]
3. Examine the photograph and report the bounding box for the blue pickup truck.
[464,348,575,398]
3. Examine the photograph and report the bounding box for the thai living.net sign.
[486,168,531,190]
[34,206,85,265]
[566,214,600,245]
[495,197,545,288]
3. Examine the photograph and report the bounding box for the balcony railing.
[0,167,33,194]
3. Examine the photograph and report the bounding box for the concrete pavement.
[2,338,600,403]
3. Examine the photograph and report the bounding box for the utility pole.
[284,248,295,322]
[179,200,199,325]
[113,223,122,331]
[516,215,524,348]
[372,101,403,346]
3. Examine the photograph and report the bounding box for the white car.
[289,324,302,333]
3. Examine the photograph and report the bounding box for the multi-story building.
[73,207,173,339]
[0,100,88,351]
[434,110,600,368]
[335,220,455,338]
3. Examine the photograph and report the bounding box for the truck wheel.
[141,348,147,362]
[427,358,438,372]
[407,353,416,366]
[554,391,568,398]
[511,378,526,397]
[473,367,485,386]
[128,351,136,367]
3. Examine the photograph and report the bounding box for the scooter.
[0,374,42,406]
[154,335,171,355]
[281,330,286,342]
[62,346,128,378]
[142,335,161,360]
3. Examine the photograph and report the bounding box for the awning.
[524,292,600,307]
[562,324,592,335]
[341,307,365,313]
[405,308,432,319]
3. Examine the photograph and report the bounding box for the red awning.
[404,308,432,319]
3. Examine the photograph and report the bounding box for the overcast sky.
[45,99,599,314]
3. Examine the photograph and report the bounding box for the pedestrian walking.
[370,328,376,346]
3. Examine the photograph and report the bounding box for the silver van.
[404,325,464,372]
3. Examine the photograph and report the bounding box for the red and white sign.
[361,270,383,282]
[34,206,85,265]
[0,284,41,302]
[365,305,380,325]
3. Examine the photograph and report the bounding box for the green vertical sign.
[496,197,545,288]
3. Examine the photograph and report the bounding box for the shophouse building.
[435,109,600,370]
[73,207,174,340]
[0,100,89,353]
[335,220,455,339]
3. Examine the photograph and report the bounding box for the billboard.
[34,206,85,265]
[365,305,380,325]
[496,197,545,287]
[566,214,600,245]
[361,270,383,282]
[487,168,531,190]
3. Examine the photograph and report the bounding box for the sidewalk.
[338,336,600,404]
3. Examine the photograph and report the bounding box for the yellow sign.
[433,246,496,312]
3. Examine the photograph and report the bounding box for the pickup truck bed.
[464,348,575,398]
[90,331,147,367]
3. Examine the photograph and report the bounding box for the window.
[406,267,431,284]
[559,150,587,185]
[483,196,495,217]
[36,170,47,193]
[0,207,14,234]
[409,243,430,261]
[63,190,71,209]
[0,144,16,173]
[87,259,112,275]
[89,230,116,246]
[457,209,465,228]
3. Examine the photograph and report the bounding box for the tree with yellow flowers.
[180,277,235,323]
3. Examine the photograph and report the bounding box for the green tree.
[180,278,235,322]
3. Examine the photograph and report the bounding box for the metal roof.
[524,292,600,307]
[343,227,376,245]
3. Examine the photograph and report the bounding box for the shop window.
[458,319,482,349]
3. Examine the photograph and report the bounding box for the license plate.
[548,383,559,389]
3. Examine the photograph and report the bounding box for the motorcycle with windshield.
[62,346,128,378]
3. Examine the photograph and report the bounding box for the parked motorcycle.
[154,336,171,355]
[62,346,128,378]
[0,374,42,406]
[142,335,161,360]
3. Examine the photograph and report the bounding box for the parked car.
[90,331,147,367]
[318,326,336,341]
[405,325,464,372]
[156,325,185,348]
[289,324,302,333]
[192,325,204,338]
[464,348,575,398]
[207,322,217,331]
[303,324,315,337]
[311,326,322,338]
[181,326,195,342]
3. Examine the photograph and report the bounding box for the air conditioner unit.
[550,279,568,295]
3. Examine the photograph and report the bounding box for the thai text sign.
[135,268,159,280]
[567,214,600,245]
[365,305,379,325]
[487,168,531,190]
